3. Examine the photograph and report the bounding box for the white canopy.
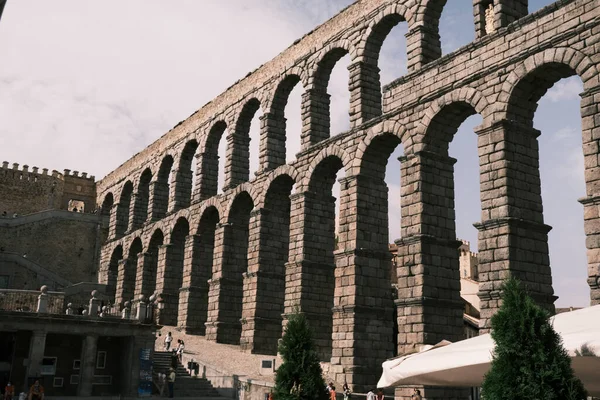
[378,305,600,396]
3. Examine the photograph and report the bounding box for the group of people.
[163,332,185,363]
[326,382,352,400]
[3,379,45,400]
[157,369,177,399]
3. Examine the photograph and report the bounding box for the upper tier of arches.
[96,0,549,232]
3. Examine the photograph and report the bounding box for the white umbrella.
[377,305,600,396]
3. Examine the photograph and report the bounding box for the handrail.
[0,251,72,288]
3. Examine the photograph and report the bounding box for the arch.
[115,181,134,237]
[499,47,599,123]
[301,145,352,192]
[420,87,490,154]
[117,237,142,306]
[198,120,228,198]
[255,165,299,209]
[263,74,305,169]
[304,45,352,146]
[106,244,123,302]
[150,155,174,220]
[171,139,199,211]
[100,192,114,216]
[351,119,406,174]
[191,197,225,235]
[225,98,263,188]
[132,168,152,229]
[224,182,258,220]
[138,228,164,299]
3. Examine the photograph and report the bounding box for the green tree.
[274,310,328,400]
[481,278,587,400]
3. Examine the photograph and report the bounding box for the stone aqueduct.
[96,0,600,390]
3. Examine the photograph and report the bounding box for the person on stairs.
[164,332,173,351]
[167,368,176,399]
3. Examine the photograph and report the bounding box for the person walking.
[342,382,351,400]
[170,349,178,369]
[176,340,185,363]
[375,388,384,400]
[164,332,173,351]
[329,385,336,400]
[411,389,422,400]
[167,368,176,399]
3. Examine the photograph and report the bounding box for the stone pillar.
[115,259,135,307]
[134,252,157,300]
[301,89,331,149]
[329,175,395,391]
[258,112,286,174]
[26,330,47,380]
[283,192,336,360]
[88,290,101,316]
[205,223,245,344]
[394,151,468,400]
[127,193,139,232]
[240,208,287,355]
[348,61,381,128]
[475,120,555,331]
[178,234,210,334]
[193,152,219,202]
[155,244,179,326]
[579,86,600,305]
[36,286,48,314]
[405,25,441,72]
[223,132,250,192]
[169,168,193,212]
[77,334,98,397]
[474,0,528,39]
[108,203,119,239]
[147,180,169,222]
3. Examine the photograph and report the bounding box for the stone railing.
[0,286,64,313]
[0,285,156,324]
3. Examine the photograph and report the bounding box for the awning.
[377,305,600,396]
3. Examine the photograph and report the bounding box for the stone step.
[152,351,222,398]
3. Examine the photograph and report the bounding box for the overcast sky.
[0,0,589,307]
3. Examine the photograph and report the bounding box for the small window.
[96,351,106,369]
[53,377,64,388]
[70,375,79,385]
[68,199,85,213]
[41,357,57,376]
[72,360,80,370]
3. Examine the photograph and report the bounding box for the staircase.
[153,351,223,398]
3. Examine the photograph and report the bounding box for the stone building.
[95,1,600,395]
[2,0,600,398]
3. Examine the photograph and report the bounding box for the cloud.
[545,78,583,102]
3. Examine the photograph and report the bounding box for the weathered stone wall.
[96,0,600,396]
[0,211,101,286]
[0,161,96,216]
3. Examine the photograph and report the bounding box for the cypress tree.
[274,310,328,400]
[481,278,587,400]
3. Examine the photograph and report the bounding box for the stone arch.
[498,47,599,123]
[300,145,352,192]
[115,180,134,237]
[137,228,164,299]
[190,197,225,235]
[100,192,114,216]
[351,119,406,174]
[207,190,255,344]
[197,120,228,199]
[131,168,152,230]
[116,236,142,306]
[106,244,123,302]
[171,139,199,211]
[255,165,299,209]
[352,2,414,124]
[260,73,306,170]
[420,87,490,154]
[157,216,189,326]
[226,98,262,188]
[302,43,353,147]
[224,183,258,219]
[150,154,175,220]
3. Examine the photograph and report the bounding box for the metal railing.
[0,289,64,313]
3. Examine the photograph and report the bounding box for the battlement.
[1,161,95,182]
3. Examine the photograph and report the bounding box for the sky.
[0,0,589,307]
